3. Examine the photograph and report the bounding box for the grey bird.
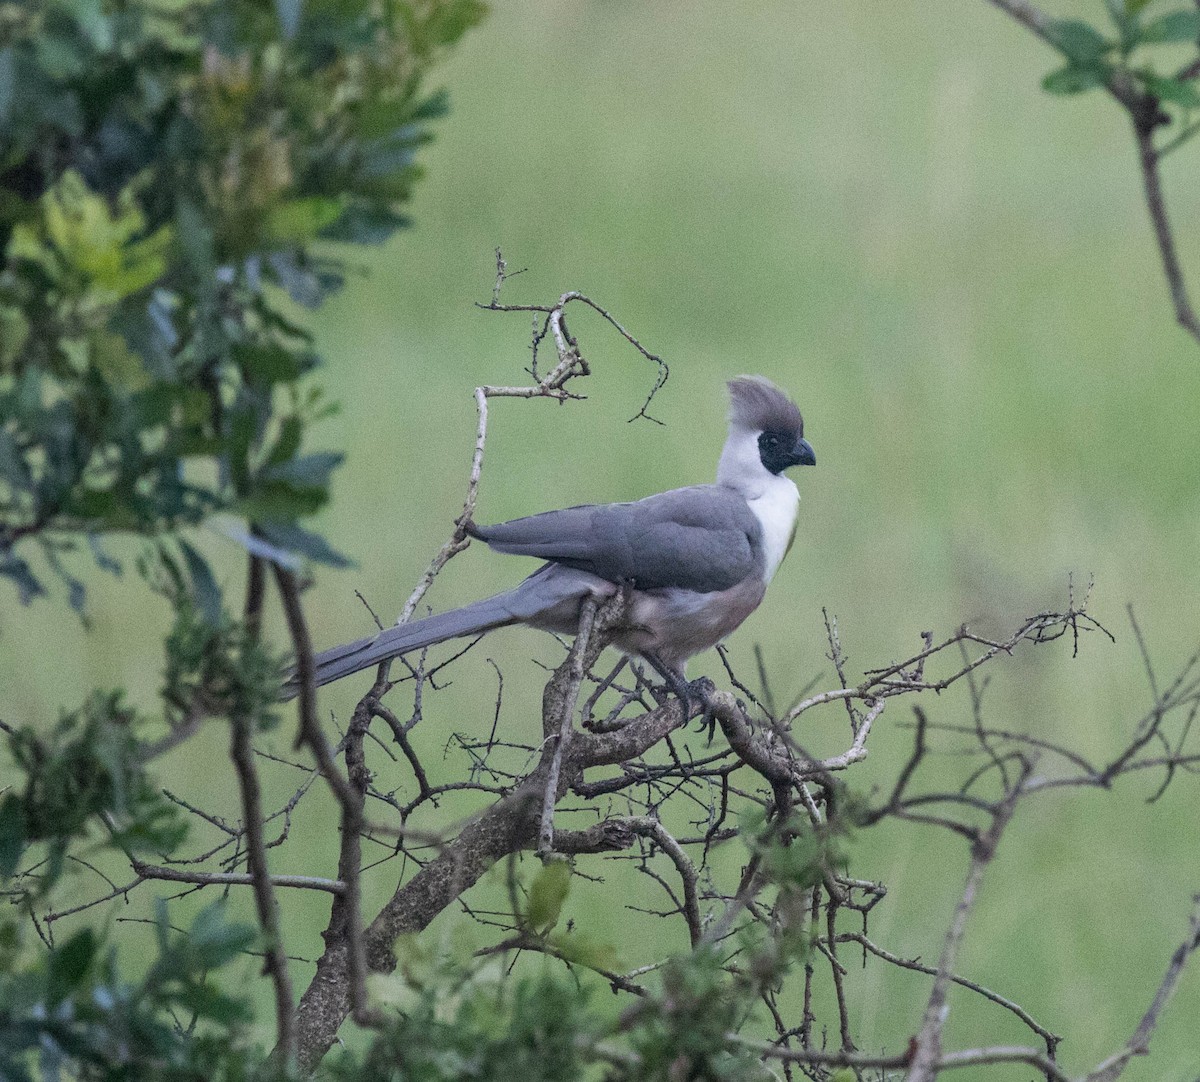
[286,377,814,698]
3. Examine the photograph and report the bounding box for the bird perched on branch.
[284,376,814,699]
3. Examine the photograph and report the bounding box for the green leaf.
[0,428,33,490]
[175,199,215,276]
[186,900,257,970]
[235,342,303,386]
[267,252,328,308]
[172,980,253,1024]
[0,918,21,970]
[66,0,114,51]
[1043,63,1110,95]
[0,303,29,366]
[87,534,122,577]
[47,929,98,1006]
[549,931,619,972]
[411,88,451,122]
[33,170,170,300]
[265,197,344,245]
[0,795,27,881]
[422,0,487,49]
[360,130,425,179]
[177,538,222,626]
[320,203,412,245]
[1141,10,1200,42]
[526,860,571,932]
[213,522,302,570]
[265,416,303,466]
[263,451,342,487]
[91,328,149,391]
[258,521,354,568]
[0,550,46,605]
[236,481,329,520]
[1047,19,1112,61]
[1143,71,1200,105]
[1126,0,1154,14]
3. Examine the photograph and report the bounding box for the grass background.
[4,0,1200,1076]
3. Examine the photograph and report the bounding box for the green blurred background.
[4,0,1200,1076]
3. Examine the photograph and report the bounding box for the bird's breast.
[747,476,800,583]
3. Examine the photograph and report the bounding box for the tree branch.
[538,598,597,857]
[1134,121,1200,343]
[907,774,1026,1082]
[229,710,295,1063]
[1084,894,1200,1082]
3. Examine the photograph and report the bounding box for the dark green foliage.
[341,966,597,1082]
[0,0,485,604]
[312,824,838,1081]
[328,940,785,1082]
[0,2,484,1077]
[0,901,265,1082]
[146,542,284,726]
[0,690,188,893]
[616,952,775,1082]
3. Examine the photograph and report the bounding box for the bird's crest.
[727,376,804,436]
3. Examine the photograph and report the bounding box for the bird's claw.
[683,677,719,743]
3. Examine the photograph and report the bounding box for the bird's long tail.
[280,565,598,700]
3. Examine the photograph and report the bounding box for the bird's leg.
[637,654,680,709]
[641,653,717,738]
[640,652,689,704]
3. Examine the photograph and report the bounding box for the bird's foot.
[684,676,719,743]
[665,673,718,738]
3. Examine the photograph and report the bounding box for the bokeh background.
[4,1,1200,1076]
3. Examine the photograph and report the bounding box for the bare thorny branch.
[21,264,1200,1081]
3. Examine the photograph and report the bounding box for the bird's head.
[727,376,815,475]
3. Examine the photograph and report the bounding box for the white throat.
[717,425,800,583]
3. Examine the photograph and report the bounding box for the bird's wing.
[470,485,762,592]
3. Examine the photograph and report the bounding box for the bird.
[285,376,814,700]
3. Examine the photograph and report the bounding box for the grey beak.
[792,437,816,467]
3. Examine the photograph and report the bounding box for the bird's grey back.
[470,484,763,593]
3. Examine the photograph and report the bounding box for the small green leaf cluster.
[351,937,770,1081]
[0,0,485,604]
[0,901,267,1082]
[1042,1,1200,109]
[149,543,284,728]
[740,800,852,895]
[613,950,775,1082]
[518,860,620,971]
[365,938,778,1082]
[338,961,596,1082]
[0,689,187,889]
